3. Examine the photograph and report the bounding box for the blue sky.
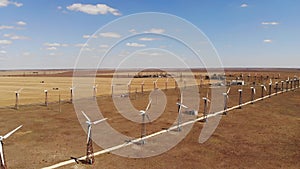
[0,0,299,69]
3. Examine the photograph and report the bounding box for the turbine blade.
[264,86,267,91]
[146,114,151,122]
[180,92,183,104]
[3,125,22,139]
[18,88,23,93]
[81,111,91,122]
[254,88,256,94]
[181,104,188,109]
[0,143,5,166]
[145,99,152,111]
[227,87,231,94]
[93,118,107,125]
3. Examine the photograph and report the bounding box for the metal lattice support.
[86,137,94,165]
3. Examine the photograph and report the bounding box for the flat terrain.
[0,69,299,169]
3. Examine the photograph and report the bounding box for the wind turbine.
[250,86,256,104]
[141,80,144,93]
[260,84,267,99]
[268,79,272,97]
[44,90,48,106]
[222,87,230,115]
[139,99,152,144]
[176,93,188,131]
[93,84,98,100]
[0,125,22,169]
[238,89,243,108]
[202,92,210,122]
[70,87,75,103]
[153,79,158,89]
[286,77,289,91]
[165,78,168,90]
[81,111,107,164]
[14,88,23,110]
[275,82,279,95]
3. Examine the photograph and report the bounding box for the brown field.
[0,69,299,169]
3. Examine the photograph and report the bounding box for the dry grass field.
[0,69,299,169]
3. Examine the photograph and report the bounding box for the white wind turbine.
[222,87,230,115]
[260,84,267,99]
[14,88,23,110]
[93,84,98,100]
[202,92,211,122]
[139,99,152,144]
[153,79,158,89]
[70,87,76,103]
[0,125,22,168]
[141,80,145,93]
[250,86,256,103]
[268,79,272,96]
[81,111,107,164]
[176,92,188,131]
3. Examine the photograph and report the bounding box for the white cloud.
[261,21,279,25]
[66,3,121,16]
[99,44,109,48]
[129,29,137,33]
[61,43,69,47]
[74,43,88,47]
[240,3,248,8]
[0,39,12,45]
[16,21,26,26]
[44,42,61,47]
[0,25,15,30]
[126,42,146,47]
[99,32,121,38]
[82,34,98,39]
[57,6,62,10]
[46,47,57,50]
[4,34,29,40]
[0,0,23,7]
[0,50,7,54]
[263,39,272,43]
[139,37,157,41]
[145,28,165,34]
[22,52,30,56]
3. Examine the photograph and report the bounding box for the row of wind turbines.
[3,75,299,167]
